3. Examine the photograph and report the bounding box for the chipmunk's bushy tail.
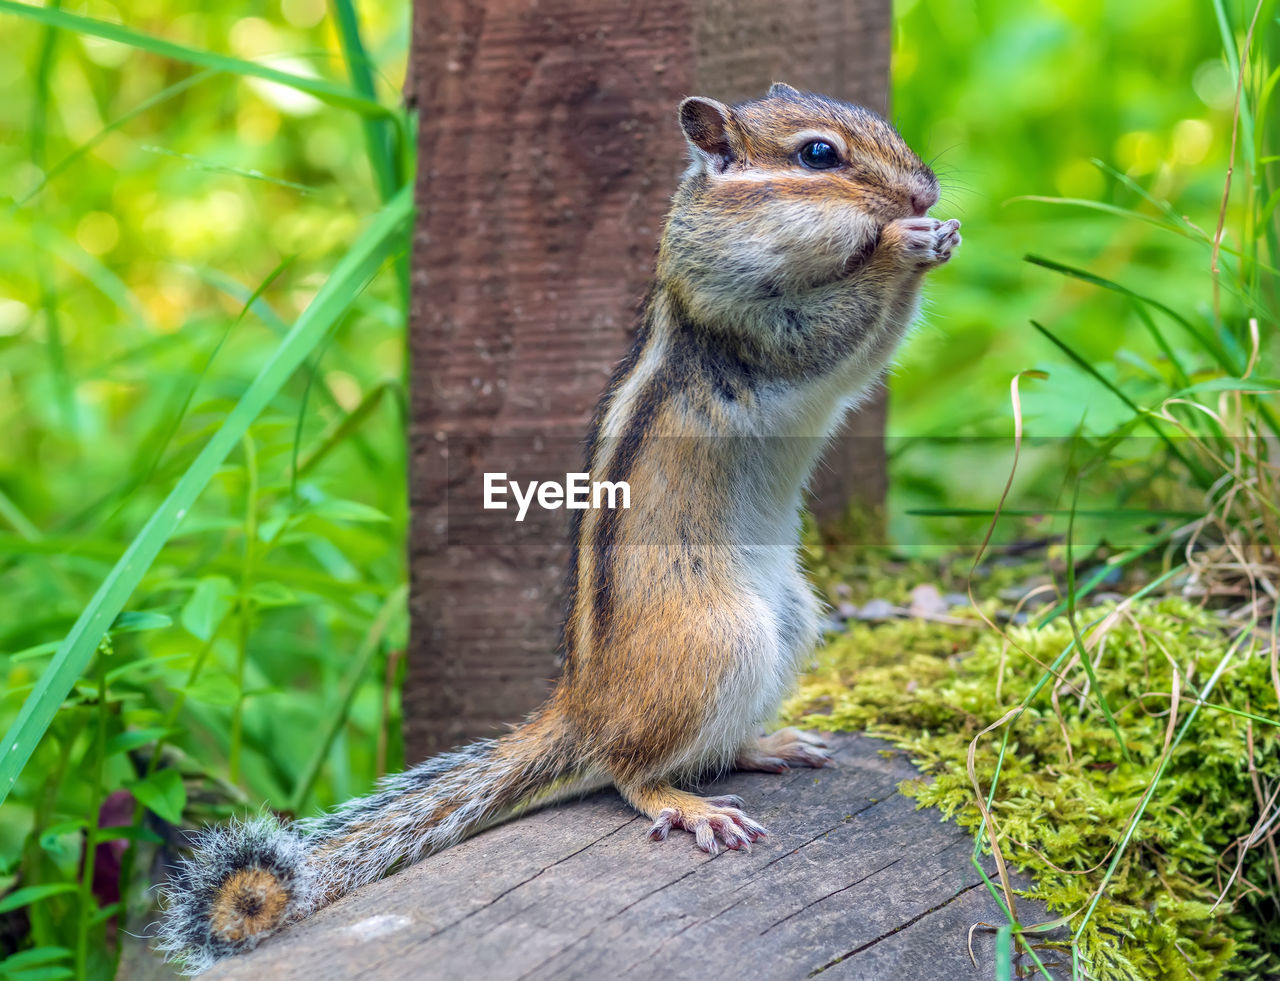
[157,707,583,975]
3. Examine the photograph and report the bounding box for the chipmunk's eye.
[798,140,841,170]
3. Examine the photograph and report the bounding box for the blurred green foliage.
[888,0,1275,551]
[1,2,411,975]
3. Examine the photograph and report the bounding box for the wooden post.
[407,0,892,759]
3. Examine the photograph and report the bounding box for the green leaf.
[111,611,172,633]
[96,825,163,845]
[248,581,298,607]
[256,513,291,544]
[0,1,391,119]
[125,770,186,825]
[104,653,190,687]
[1,966,75,981]
[7,641,61,663]
[88,901,122,926]
[103,727,176,757]
[1166,377,1280,399]
[180,576,234,642]
[306,499,391,524]
[0,947,75,981]
[0,186,413,806]
[0,949,71,971]
[37,821,85,856]
[0,883,78,915]
[175,672,239,707]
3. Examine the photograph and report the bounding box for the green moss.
[783,593,1280,981]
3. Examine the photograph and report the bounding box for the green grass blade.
[197,268,383,472]
[288,583,406,813]
[0,488,41,541]
[1063,474,1131,763]
[330,0,410,304]
[994,924,1012,981]
[0,186,413,805]
[296,380,394,478]
[28,0,60,168]
[1260,186,1280,227]
[1029,320,1214,487]
[33,232,76,436]
[330,0,399,200]
[12,69,218,211]
[1211,0,1255,172]
[906,507,1201,519]
[289,329,338,499]
[120,260,294,514]
[1009,195,1190,237]
[1024,255,1237,370]
[1015,192,1280,279]
[197,269,291,332]
[1089,159,1206,237]
[0,533,389,609]
[137,145,321,194]
[1034,538,1172,625]
[1166,376,1280,398]
[0,0,392,119]
[1127,300,1190,390]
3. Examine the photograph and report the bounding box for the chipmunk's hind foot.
[626,785,767,856]
[735,727,832,773]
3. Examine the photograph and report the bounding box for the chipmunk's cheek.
[835,217,883,278]
[841,235,880,277]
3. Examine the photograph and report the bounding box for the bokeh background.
[0,1,1271,976]
[889,0,1247,548]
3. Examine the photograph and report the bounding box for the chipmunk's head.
[660,82,938,316]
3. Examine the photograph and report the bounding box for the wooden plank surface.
[206,734,1064,980]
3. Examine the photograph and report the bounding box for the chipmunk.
[156,82,959,974]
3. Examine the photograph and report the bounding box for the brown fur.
[209,867,289,943]
[543,86,955,840]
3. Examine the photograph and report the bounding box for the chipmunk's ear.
[678,97,734,171]
[767,82,801,99]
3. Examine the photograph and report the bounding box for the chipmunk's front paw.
[886,216,961,269]
[735,727,833,773]
[647,794,769,855]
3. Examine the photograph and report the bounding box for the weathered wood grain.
[206,734,1064,980]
